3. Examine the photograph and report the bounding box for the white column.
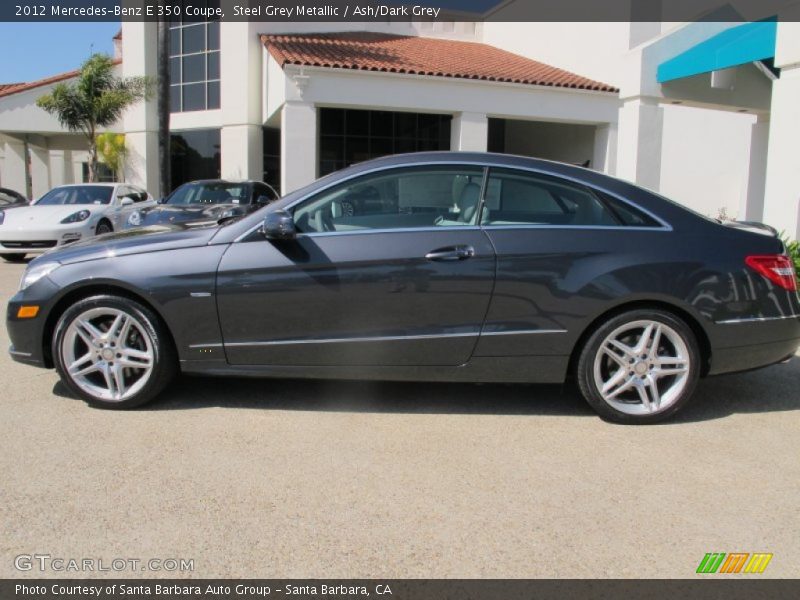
[592,123,618,175]
[615,97,664,191]
[740,115,770,222]
[2,140,29,198]
[122,21,159,194]
[281,101,317,193]
[29,146,51,199]
[221,125,264,181]
[450,112,488,152]
[763,22,800,239]
[49,150,70,188]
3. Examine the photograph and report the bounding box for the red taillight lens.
[745,255,798,291]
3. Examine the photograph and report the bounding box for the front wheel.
[52,295,176,409]
[95,221,113,235]
[576,309,700,424]
[1,253,27,262]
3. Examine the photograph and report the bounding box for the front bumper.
[0,224,93,254]
[6,276,62,369]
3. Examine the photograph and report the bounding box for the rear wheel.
[576,309,700,424]
[1,253,26,262]
[52,295,176,409]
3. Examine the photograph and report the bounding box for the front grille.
[0,240,57,249]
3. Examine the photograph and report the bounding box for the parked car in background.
[0,187,29,210]
[125,180,279,229]
[0,183,153,262]
[6,153,800,423]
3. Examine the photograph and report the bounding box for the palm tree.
[37,54,152,182]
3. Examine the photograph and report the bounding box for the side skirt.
[179,355,569,384]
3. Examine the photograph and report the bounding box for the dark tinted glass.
[182,24,205,54]
[599,192,661,227]
[182,54,205,83]
[182,83,206,111]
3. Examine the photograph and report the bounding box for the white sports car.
[0,183,154,262]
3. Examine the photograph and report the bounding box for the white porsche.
[0,183,155,262]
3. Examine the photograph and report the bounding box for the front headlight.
[19,262,60,291]
[127,210,142,227]
[60,210,91,224]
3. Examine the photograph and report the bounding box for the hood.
[0,204,102,226]
[31,223,221,266]
[132,203,248,228]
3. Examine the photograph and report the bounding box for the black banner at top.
[2,0,800,23]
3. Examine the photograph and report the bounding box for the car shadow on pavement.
[52,356,800,423]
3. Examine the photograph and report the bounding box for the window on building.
[169,3,221,113]
[81,163,116,183]
[170,129,221,190]
[482,169,620,227]
[319,109,451,177]
[293,166,484,233]
[263,127,281,194]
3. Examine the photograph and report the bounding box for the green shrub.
[781,234,800,275]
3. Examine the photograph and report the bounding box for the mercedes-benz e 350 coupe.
[7,153,800,423]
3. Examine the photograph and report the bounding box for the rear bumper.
[708,315,800,375]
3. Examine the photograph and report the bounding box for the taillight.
[745,255,798,291]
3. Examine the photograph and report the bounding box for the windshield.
[167,182,248,206]
[37,186,114,206]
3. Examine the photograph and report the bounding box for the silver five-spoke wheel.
[61,307,155,402]
[593,320,690,416]
[577,309,700,423]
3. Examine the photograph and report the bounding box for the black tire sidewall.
[52,295,175,409]
[96,221,113,235]
[2,254,27,262]
[577,309,700,424]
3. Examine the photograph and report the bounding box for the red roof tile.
[0,60,122,99]
[262,32,618,93]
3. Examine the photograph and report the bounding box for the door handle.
[425,245,475,262]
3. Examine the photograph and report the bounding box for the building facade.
[1,12,799,239]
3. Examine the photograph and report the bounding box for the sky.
[0,23,120,84]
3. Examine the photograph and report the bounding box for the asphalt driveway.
[1,260,798,578]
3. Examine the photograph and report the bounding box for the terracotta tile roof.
[262,32,618,93]
[0,83,23,94]
[0,60,122,100]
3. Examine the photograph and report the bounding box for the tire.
[52,295,176,409]
[1,253,27,262]
[95,221,113,235]
[576,309,700,424]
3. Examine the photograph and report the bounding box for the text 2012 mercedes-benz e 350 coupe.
[7,153,800,423]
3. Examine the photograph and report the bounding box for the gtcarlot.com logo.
[14,554,194,573]
[696,552,772,574]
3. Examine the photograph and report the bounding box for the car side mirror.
[262,209,296,240]
[119,197,135,207]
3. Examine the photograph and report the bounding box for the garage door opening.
[488,118,596,168]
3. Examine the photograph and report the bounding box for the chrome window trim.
[190,328,568,350]
[234,160,673,242]
[715,314,800,325]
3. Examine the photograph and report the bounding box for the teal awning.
[657,20,777,84]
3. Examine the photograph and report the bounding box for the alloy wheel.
[592,319,690,416]
[61,307,155,402]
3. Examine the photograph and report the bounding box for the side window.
[482,169,619,227]
[597,192,661,227]
[132,187,148,203]
[293,166,485,233]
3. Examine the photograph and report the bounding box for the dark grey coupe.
[7,153,800,423]
[124,179,279,229]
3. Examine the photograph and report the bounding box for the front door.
[216,165,496,366]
